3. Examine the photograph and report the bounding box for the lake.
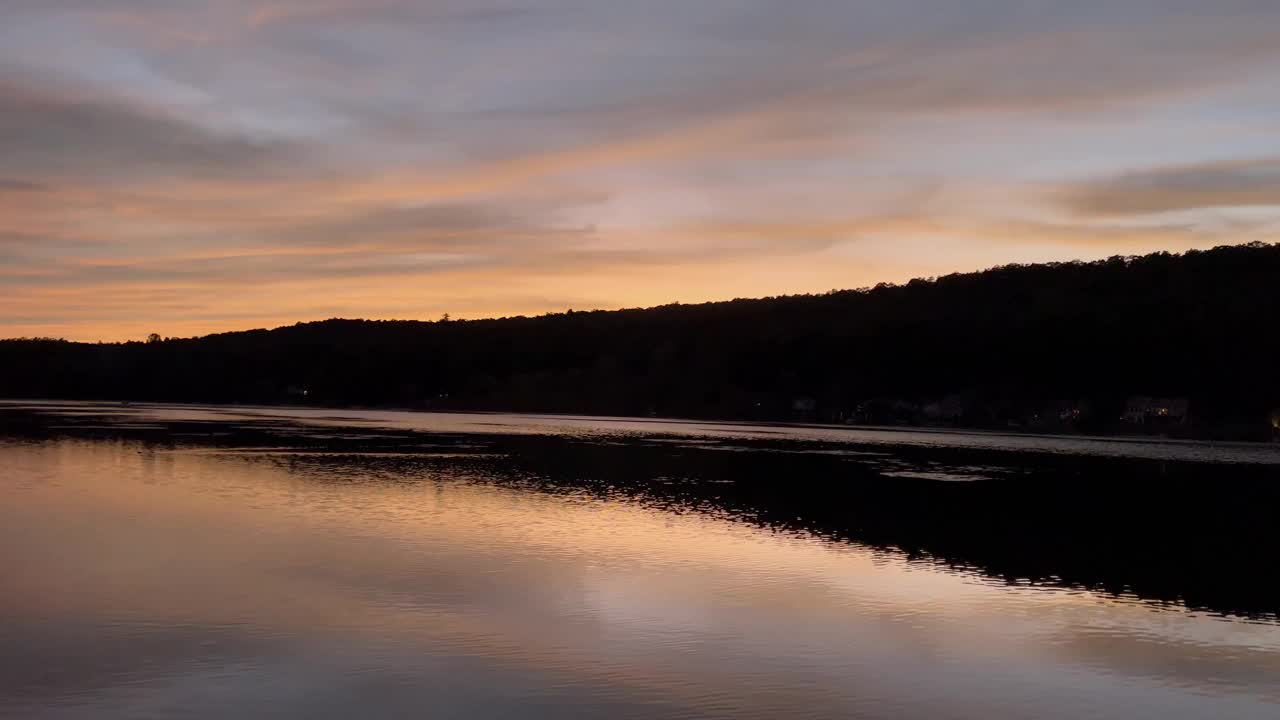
[3,401,1279,719]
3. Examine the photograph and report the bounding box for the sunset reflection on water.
[2,405,1279,719]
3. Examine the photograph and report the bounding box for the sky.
[2,1,1279,341]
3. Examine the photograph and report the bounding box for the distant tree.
[146,333,162,344]
[440,313,451,323]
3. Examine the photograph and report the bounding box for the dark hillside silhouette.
[3,243,1278,438]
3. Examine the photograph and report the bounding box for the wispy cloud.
[0,74,299,184]
[1058,158,1280,216]
[0,180,46,192]
[248,0,398,29]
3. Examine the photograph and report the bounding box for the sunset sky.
[3,1,1279,341]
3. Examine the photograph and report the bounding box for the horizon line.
[4,241,1272,345]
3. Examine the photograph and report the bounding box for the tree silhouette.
[2,243,1277,439]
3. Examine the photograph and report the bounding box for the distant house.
[1123,396,1189,425]
[1056,398,1092,424]
[1270,409,1280,440]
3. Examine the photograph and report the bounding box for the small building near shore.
[1123,396,1189,425]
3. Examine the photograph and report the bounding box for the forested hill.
[4,243,1279,439]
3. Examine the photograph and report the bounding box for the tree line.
[3,242,1277,439]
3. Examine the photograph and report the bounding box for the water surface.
[2,401,1279,719]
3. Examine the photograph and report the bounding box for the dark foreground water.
[3,402,1280,719]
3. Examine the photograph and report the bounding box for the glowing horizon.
[3,1,1279,342]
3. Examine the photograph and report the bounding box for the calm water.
[3,401,1280,719]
